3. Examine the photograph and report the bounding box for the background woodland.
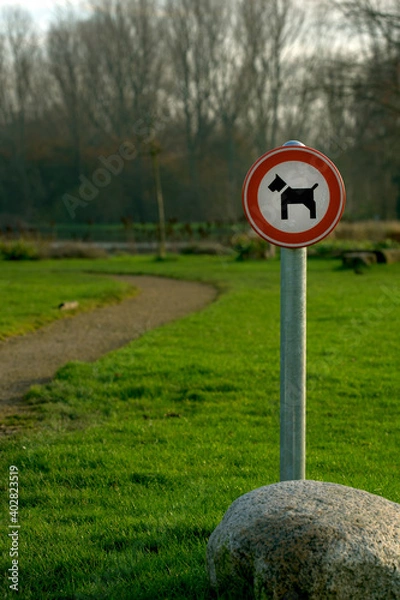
[0,0,398,226]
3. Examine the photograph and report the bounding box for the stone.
[207,480,400,599]
[58,301,79,311]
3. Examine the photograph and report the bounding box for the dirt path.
[0,275,217,425]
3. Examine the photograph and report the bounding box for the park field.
[1,254,400,599]
[0,263,137,340]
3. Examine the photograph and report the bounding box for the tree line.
[0,0,398,226]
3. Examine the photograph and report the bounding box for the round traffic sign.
[242,145,346,248]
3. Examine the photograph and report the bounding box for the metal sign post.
[280,245,306,481]
[242,139,346,482]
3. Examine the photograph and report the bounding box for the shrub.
[0,239,40,260]
[231,232,274,260]
[180,242,233,256]
[43,242,108,259]
[310,237,400,259]
[0,239,109,260]
[332,220,400,242]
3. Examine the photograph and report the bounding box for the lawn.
[1,254,400,599]
[0,261,137,340]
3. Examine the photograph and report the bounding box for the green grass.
[0,262,137,340]
[1,255,400,599]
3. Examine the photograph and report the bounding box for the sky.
[0,0,86,30]
[0,0,365,55]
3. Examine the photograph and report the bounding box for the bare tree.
[79,0,163,139]
[0,7,39,217]
[76,0,164,221]
[331,0,400,217]
[210,0,257,218]
[47,9,85,176]
[165,0,223,195]
[335,0,399,111]
[243,0,305,154]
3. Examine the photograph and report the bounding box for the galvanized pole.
[280,140,306,482]
[280,246,306,480]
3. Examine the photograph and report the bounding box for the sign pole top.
[282,140,306,147]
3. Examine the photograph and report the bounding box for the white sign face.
[258,161,330,234]
[242,145,346,248]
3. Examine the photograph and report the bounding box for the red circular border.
[242,146,346,248]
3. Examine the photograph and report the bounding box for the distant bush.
[333,220,400,242]
[180,242,233,256]
[231,232,274,261]
[310,236,400,259]
[0,239,40,260]
[0,239,108,260]
[310,239,374,258]
[375,238,400,249]
[43,243,108,260]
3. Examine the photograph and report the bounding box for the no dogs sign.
[242,144,346,248]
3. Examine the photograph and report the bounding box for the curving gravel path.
[0,275,217,427]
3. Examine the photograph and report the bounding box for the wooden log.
[374,249,400,264]
[342,252,377,268]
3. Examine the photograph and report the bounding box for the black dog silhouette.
[268,174,318,220]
